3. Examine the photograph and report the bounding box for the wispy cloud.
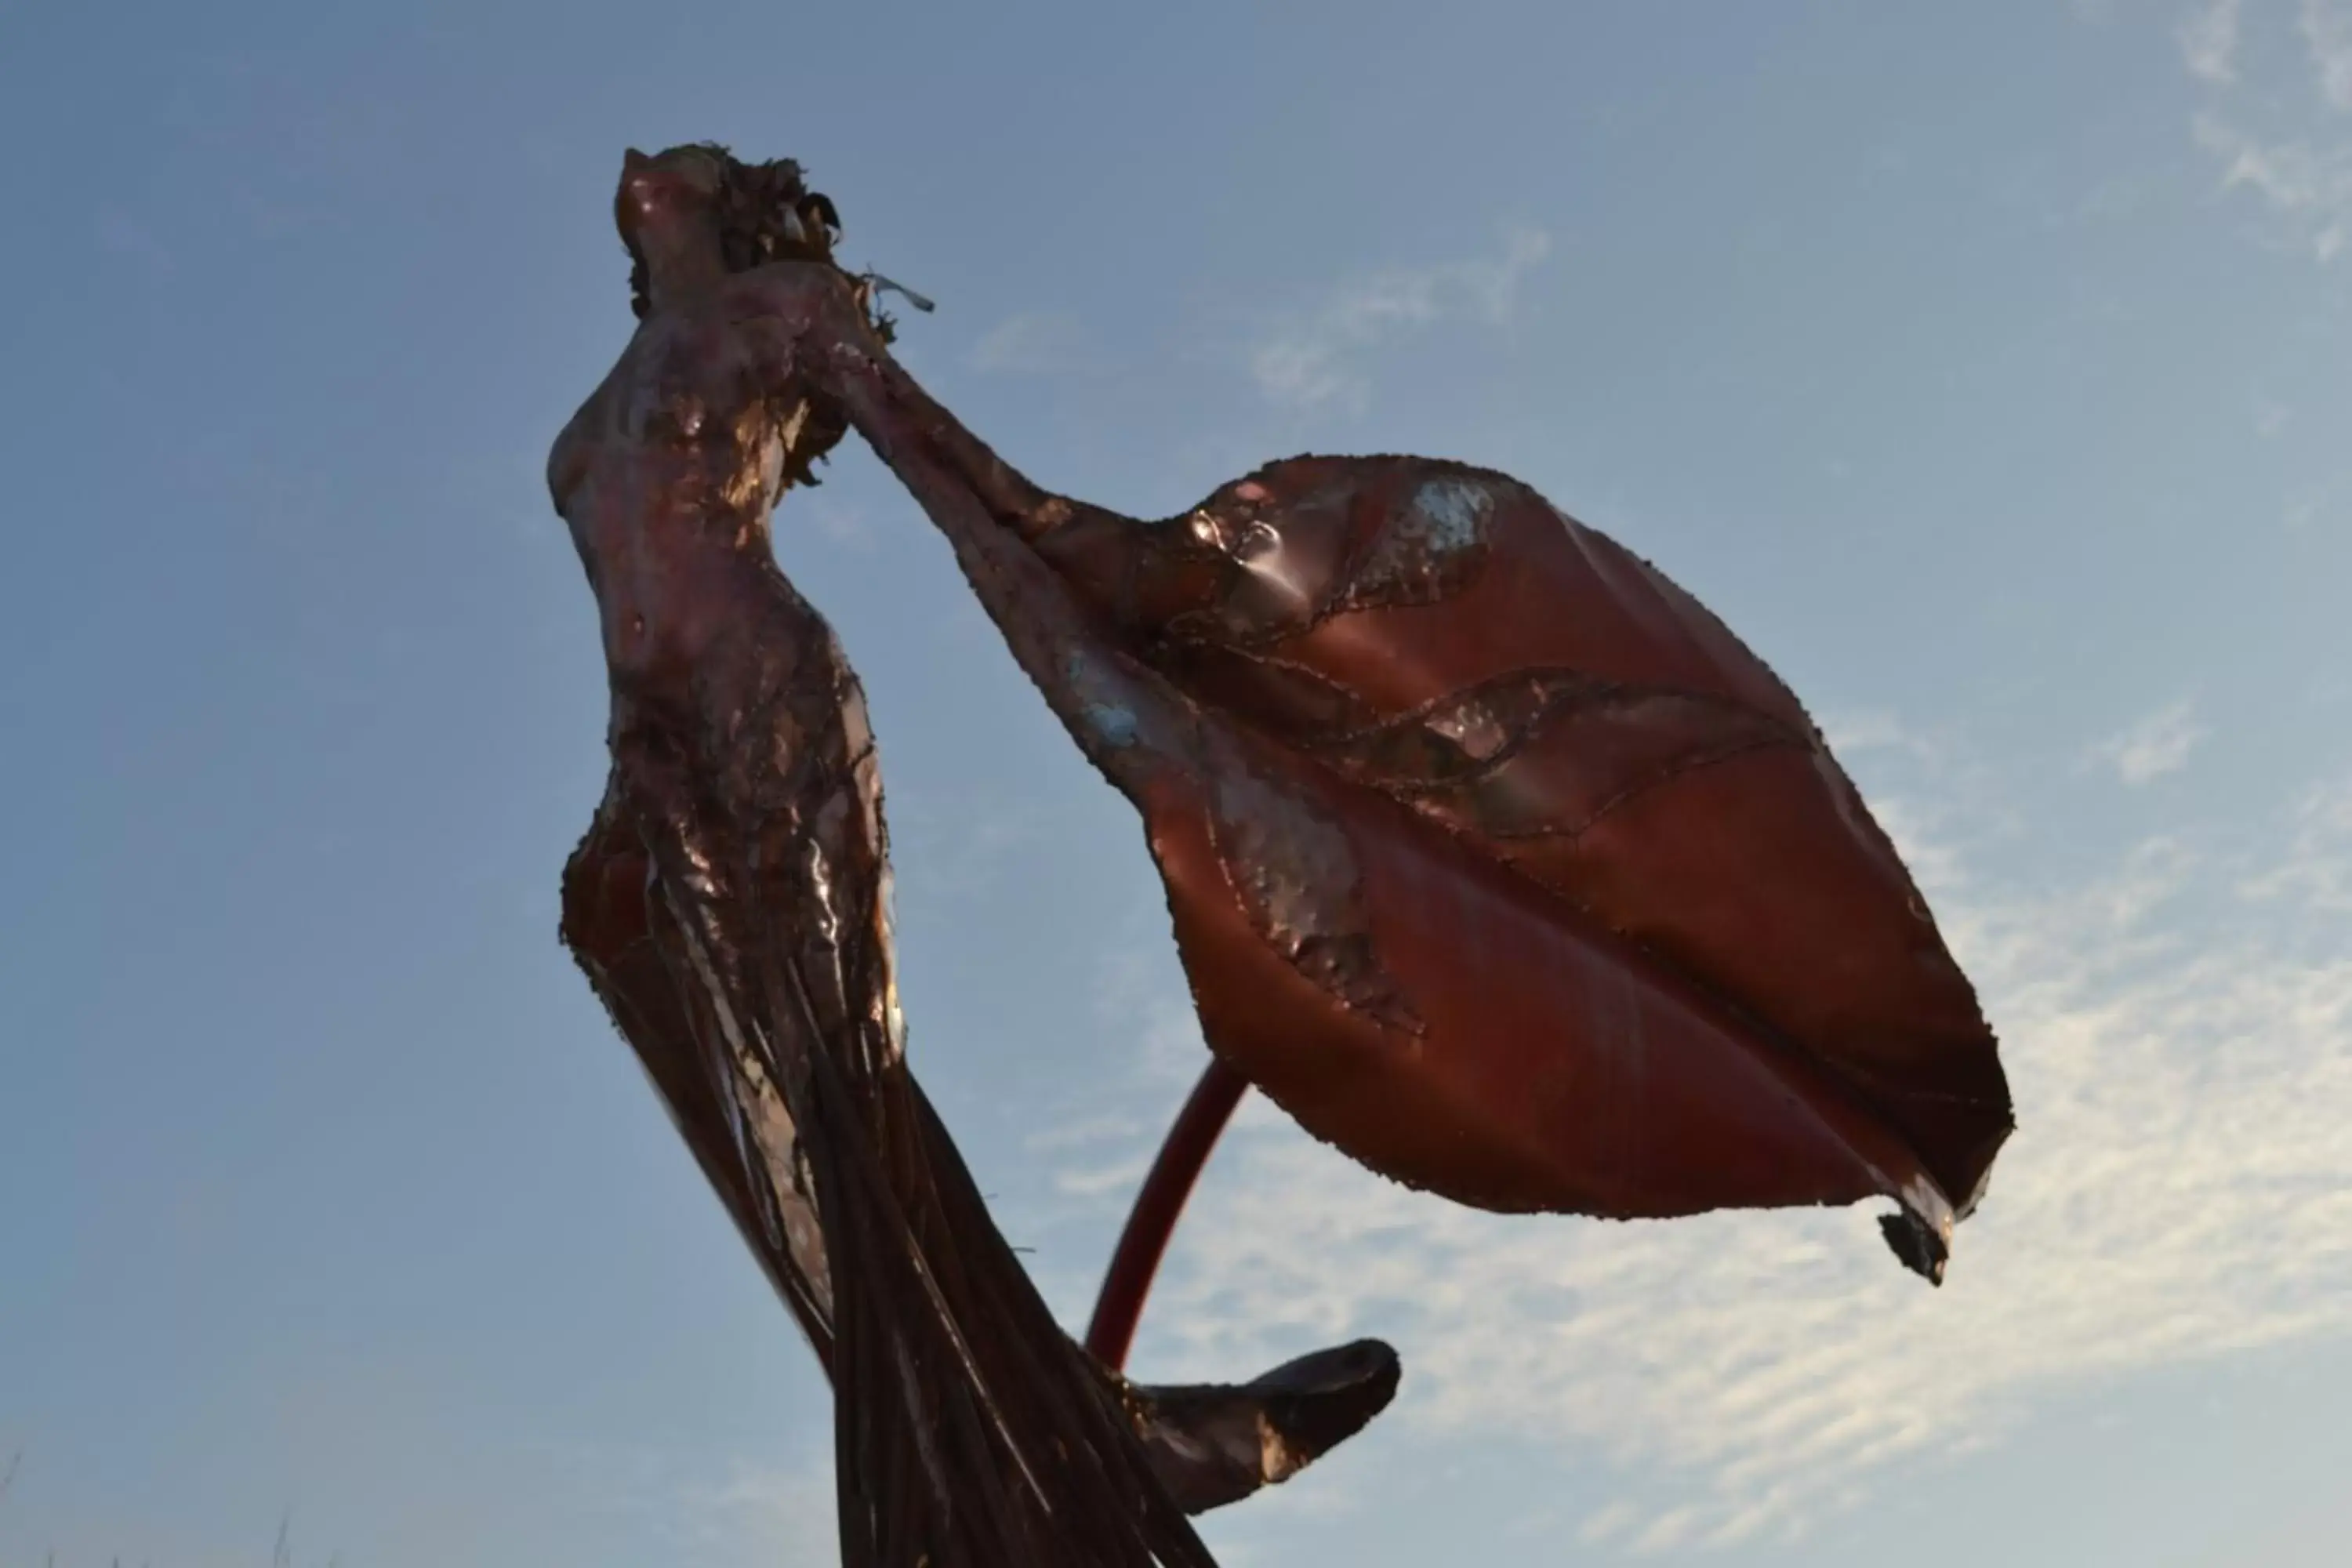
[2282,473,2350,528]
[1054,1153,1154,1200]
[1051,746,2352,1550]
[2180,0,2249,82]
[1023,1111,1146,1153]
[2194,114,2352,258]
[2304,0,2352,108]
[967,311,1087,376]
[2183,2,2352,259]
[1248,226,1552,413]
[2086,697,2209,785]
[2241,772,2352,909]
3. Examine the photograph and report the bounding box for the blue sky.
[3,2,2350,1563]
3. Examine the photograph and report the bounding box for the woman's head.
[615,144,843,318]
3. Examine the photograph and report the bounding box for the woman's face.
[614,146,727,256]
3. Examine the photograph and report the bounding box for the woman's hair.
[625,143,844,321]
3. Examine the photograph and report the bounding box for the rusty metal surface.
[1084,1057,1252,1370]
[547,147,1392,1568]
[808,322,2013,1283]
[1126,1338,1402,1515]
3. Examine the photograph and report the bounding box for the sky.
[2,1,2350,1563]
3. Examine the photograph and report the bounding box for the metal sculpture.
[546,143,2013,1563]
[551,147,1394,1566]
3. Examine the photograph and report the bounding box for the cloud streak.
[2086,697,2209,784]
[2183,1,2352,260]
[2194,114,2352,259]
[2304,0,2352,109]
[2241,772,2352,910]
[1248,226,1552,412]
[2180,0,2248,83]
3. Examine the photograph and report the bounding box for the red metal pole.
[1083,1057,1250,1370]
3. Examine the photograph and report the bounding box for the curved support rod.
[1085,1058,1251,1370]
